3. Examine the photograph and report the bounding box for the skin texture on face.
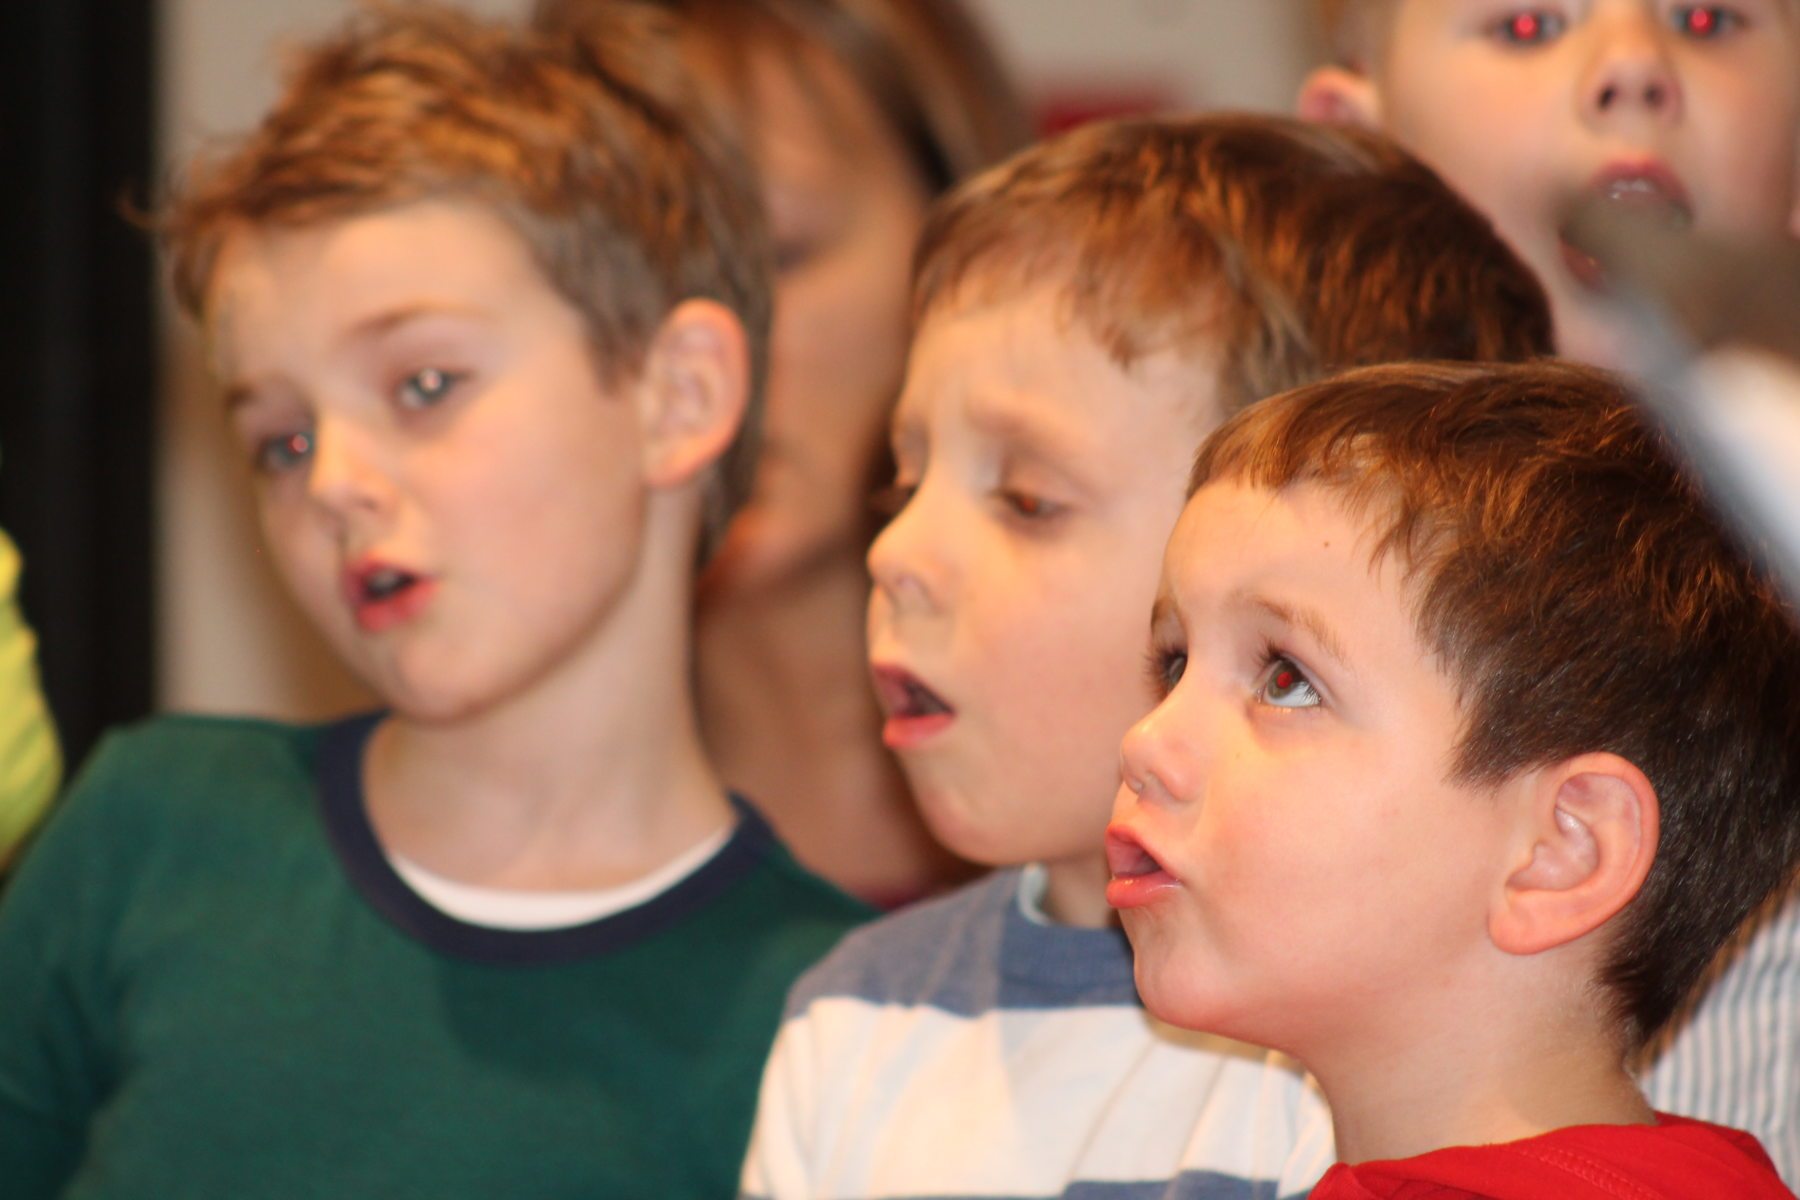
[1312,0,1800,368]
[208,200,654,727]
[866,290,1217,924]
[1109,480,1520,1057]
[702,46,933,591]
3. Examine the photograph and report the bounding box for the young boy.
[1299,0,1800,371]
[740,114,1552,1200]
[0,7,867,1196]
[1109,359,1800,1197]
[1300,3,1800,1177]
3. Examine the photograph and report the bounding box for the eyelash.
[870,480,916,521]
[997,489,1062,523]
[1489,8,1566,45]
[1254,645,1322,710]
[1670,5,1740,37]
[1145,642,1187,699]
[396,367,464,410]
[252,428,314,476]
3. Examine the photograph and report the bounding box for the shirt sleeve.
[738,999,824,1200]
[0,738,130,1196]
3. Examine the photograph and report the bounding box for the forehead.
[1165,479,1401,618]
[205,200,555,371]
[894,289,1221,459]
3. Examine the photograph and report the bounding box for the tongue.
[904,680,951,717]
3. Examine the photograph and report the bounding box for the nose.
[1580,9,1682,125]
[1118,696,1199,811]
[305,414,394,527]
[866,480,947,617]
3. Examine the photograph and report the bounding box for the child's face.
[1362,0,1799,367]
[1107,479,1517,1055]
[207,200,653,723]
[866,290,1215,883]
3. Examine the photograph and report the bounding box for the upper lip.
[1105,821,1169,881]
[869,662,955,719]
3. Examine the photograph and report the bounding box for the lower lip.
[881,712,954,750]
[353,580,437,633]
[1106,870,1179,910]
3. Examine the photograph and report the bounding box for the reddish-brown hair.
[534,0,1031,198]
[159,2,770,561]
[910,114,1553,417]
[1193,359,1800,1045]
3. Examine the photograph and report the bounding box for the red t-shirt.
[1311,1113,1793,1199]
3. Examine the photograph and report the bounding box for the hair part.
[159,1,772,562]
[911,114,1552,419]
[1193,359,1800,1046]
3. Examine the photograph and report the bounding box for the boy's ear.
[634,298,751,490]
[1297,64,1383,129]
[1489,753,1659,957]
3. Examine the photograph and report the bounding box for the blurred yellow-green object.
[0,528,60,863]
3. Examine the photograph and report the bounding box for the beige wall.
[155,0,1318,718]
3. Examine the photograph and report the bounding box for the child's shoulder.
[77,712,331,796]
[58,712,342,845]
[789,866,1145,1019]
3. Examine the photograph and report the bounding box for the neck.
[1039,848,1117,929]
[1311,963,1654,1164]
[696,546,970,901]
[367,496,733,890]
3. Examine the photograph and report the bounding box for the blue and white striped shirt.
[739,867,1333,1200]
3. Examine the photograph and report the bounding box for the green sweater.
[0,714,870,1198]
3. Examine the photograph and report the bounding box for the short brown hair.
[159,2,771,562]
[1193,359,1800,1046]
[911,114,1553,417]
[535,0,1031,198]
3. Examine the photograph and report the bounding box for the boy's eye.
[1490,9,1567,44]
[870,481,917,520]
[254,429,313,475]
[1670,5,1739,37]
[396,367,462,410]
[772,237,815,275]
[1256,654,1321,710]
[1146,646,1188,698]
[999,490,1061,521]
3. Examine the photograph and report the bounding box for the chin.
[912,786,1016,869]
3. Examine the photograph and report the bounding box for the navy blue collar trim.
[315,711,777,964]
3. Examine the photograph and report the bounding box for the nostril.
[1645,81,1666,107]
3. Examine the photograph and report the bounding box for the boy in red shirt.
[1109,360,1800,1198]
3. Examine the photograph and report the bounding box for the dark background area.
[0,1,159,771]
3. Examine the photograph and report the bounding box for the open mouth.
[1104,824,1178,909]
[344,560,434,632]
[870,664,955,749]
[1560,165,1694,292]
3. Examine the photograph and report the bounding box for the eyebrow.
[1239,592,1354,673]
[963,392,1089,474]
[219,304,487,413]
